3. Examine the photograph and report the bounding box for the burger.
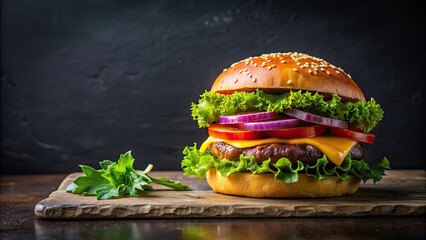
[181,52,390,198]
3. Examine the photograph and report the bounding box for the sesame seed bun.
[206,168,361,198]
[212,52,366,101]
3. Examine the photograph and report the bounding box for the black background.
[1,0,424,174]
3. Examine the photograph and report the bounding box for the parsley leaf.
[67,151,190,200]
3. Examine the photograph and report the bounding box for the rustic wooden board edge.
[34,172,426,219]
[34,200,426,219]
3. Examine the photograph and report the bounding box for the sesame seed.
[223,68,227,72]
[220,79,224,83]
[234,79,238,83]
[230,53,349,80]
[287,80,292,85]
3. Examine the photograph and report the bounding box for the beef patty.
[210,142,366,165]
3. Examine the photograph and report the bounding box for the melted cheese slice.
[200,136,357,166]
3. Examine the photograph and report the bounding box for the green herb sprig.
[67,151,189,200]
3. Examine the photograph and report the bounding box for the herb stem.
[138,164,154,175]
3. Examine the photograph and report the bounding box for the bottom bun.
[206,168,361,198]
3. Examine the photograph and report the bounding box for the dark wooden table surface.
[1,171,425,240]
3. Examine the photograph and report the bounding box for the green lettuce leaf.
[181,144,390,184]
[253,159,275,174]
[191,90,384,132]
[273,158,304,183]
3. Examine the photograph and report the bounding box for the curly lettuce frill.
[191,90,384,132]
[181,144,390,184]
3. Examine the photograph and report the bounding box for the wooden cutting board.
[34,170,426,219]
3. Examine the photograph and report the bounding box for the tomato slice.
[264,125,327,139]
[208,124,264,140]
[330,128,375,144]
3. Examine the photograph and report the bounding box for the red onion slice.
[219,112,279,124]
[241,118,302,131]
[284,109,348,129]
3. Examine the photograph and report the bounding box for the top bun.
[211,52,365,101]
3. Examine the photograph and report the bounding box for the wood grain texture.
[34,170,426,219]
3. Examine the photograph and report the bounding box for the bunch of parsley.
[67,151,189,200]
